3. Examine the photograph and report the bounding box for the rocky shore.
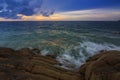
[79,50,120,80]
[0,47,120,80]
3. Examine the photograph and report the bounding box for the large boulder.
[79,50,120,80]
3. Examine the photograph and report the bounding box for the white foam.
[56,41,120,70]
[41,49,50,56]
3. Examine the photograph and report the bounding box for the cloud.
[0,8,120,21]
[52,8,120,21]
[14,8,119,21]
[18,14,62,21]
[0,0,55,19]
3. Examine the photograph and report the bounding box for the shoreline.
[0,47,120,80]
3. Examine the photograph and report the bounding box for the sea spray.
[56,41,120,70]
[41,49,50,56]
[0,21,120,70]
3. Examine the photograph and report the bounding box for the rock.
[32,48,40,54]
[0,47,81,80]
[17,48,32,56]
[0,47,15,58]
[79,50,120,80]
[1,47,119,80]
[46,54,56,58]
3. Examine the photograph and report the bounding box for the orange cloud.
[18,14,65,21]
[0,8,120,21]
[18,9,120,21]
[0,18,13,21]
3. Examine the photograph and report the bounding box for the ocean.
[0,21,120,69]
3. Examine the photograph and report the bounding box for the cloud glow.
[54,9,120,21]
[0,8,120,21]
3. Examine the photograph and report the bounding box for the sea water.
[0,21,120,69]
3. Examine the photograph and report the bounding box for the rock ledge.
[79,50,120,80]
[0,47,81,80]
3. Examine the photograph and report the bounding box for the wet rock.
[46,54,56,59]
[79,50,120,80]
[0,47,81,80]
[1,47,119,80]
[32,48,40,54]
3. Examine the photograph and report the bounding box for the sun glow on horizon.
[18,14,64,21]
[0,9,120,21]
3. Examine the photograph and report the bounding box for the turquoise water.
[0,21,120,69]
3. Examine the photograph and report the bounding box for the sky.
[0,0,120,21]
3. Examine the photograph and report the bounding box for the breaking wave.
[56,41,120,70]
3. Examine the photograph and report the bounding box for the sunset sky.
[0,0,120,21]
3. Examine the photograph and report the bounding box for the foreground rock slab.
[0,47,81,80]
[79,50,120,80]
[0,47,120,80]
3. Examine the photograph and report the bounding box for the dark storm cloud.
[0,0,55,19]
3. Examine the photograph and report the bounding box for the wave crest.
[56,41,120,70]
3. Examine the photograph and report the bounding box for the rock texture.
[0,47,120,80]
[0,47,81,80]
[79,50,120,80]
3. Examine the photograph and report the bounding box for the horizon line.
[0,20,119,22]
